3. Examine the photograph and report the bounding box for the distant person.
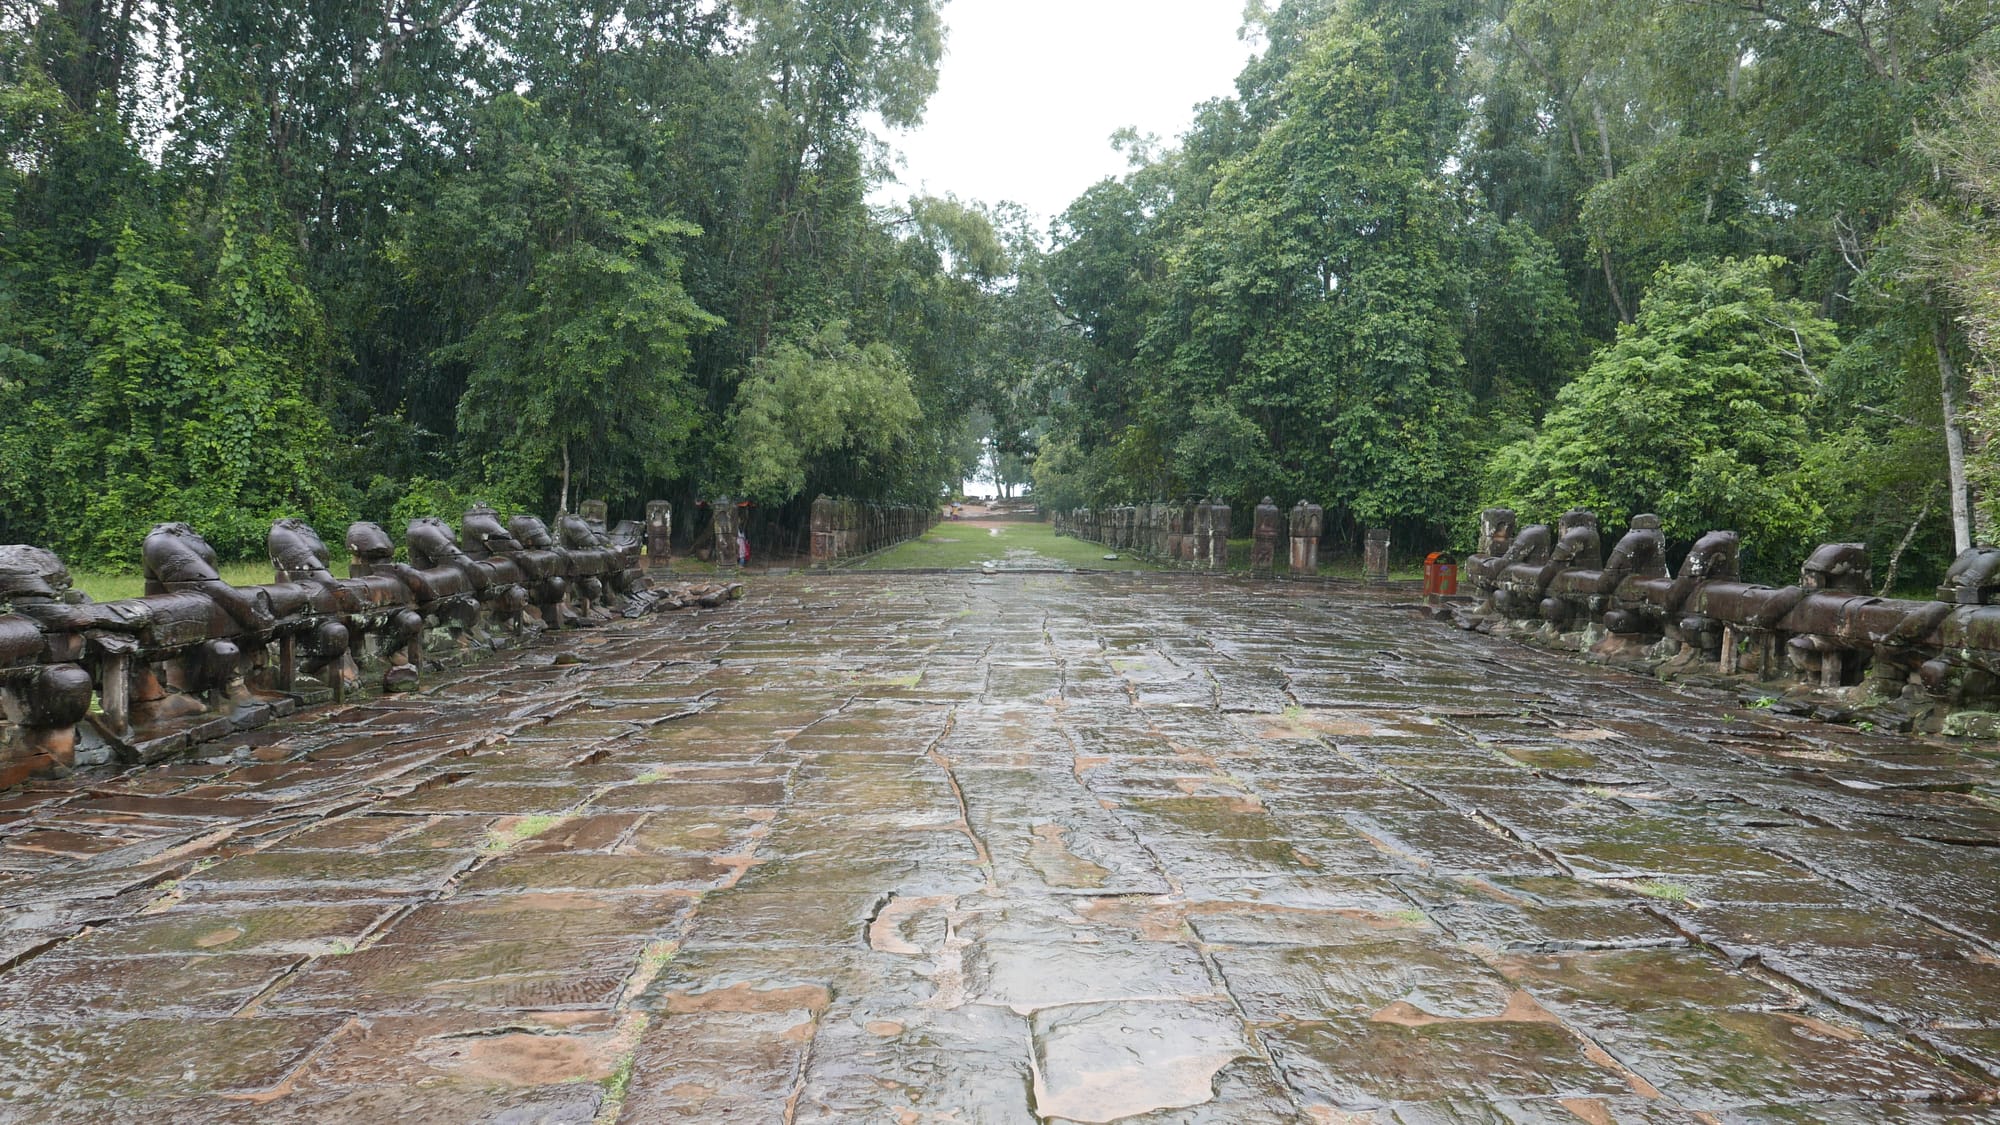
[736,528,749,567]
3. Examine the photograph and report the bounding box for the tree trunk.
[1573,97,1629,324]
[1878,490,1935,596]
[1586,99,1632,322]
[1938,320,1974,553]
[560,441,572,516]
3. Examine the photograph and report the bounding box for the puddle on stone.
[1217,941,1519,1025]
[1502,746,1603,771]
[1027,823,1113,888]
[663,980,833,1015]
[1030,1000,1250,1122]
[868,894,952,956]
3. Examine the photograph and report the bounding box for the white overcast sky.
[873,0,1259,234]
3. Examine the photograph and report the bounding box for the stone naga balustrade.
[808,497,941,567]
[1457,506,2000,729]
[0,502,741,788]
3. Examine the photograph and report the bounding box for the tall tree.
[402,95,718,512]
[1491,257,1835,577]
[1895,66,2000,546]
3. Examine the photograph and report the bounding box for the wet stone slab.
[3,571,2000,1118]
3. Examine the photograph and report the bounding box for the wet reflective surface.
[3,572,1999,1122]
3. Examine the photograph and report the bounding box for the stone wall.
[0,504,742,788]
[1055,499,1327,576]
[1457,506,2000,731]
[809,497,940,567]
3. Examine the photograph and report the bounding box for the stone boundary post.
[645,501,673,568]
[711,498,739,571]
[1251,497,1281,577]
[1205,501,1231,570]
[1289,501,1323,576]
[1364,528,1391,584]
[810,496,836,567]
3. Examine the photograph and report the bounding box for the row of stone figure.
[808,498,939,566]
[1458,507,2000,722]
[1053,499,1332,575]
[0,503,741,789]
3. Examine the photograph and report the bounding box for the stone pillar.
[811,495,836,567]
[1152,502,1170,559]
[1191,503,1211,568]
[712,498,739,571]
[1289,501,1323,576]
[645,501,672,568]
[1251,497,1281,576]
[1207,501,1231,570]
[1364,528,1391,584]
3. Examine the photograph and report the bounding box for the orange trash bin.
[1424,551,1459,596]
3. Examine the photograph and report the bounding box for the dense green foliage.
[0,0,1005,563]
[729,322,920,502]
[1489,257,1834,574]
[6,0,2000,586]
[1023,0,2000,583]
